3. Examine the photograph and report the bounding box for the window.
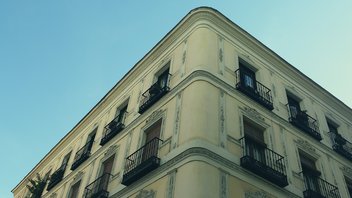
[287,95,301,118]
[243,119,266,163]
[115,104,128,125]
[299,152,321,195]
[47,151,71,191]
[61,152,72,170]
[121,119,163,185]
[43,170,51,182]
[345,177,352,198]
[145,119,162,143]
[143,119,162,161]
[101,103,128,146]
[101,155,115,175]
[68,180,81,198]
[139,64,171,114]
[239,62,256,90]
[156,67,170,89]
[327,121,338,134]
[86,129,96,151]
[42,170,51,190]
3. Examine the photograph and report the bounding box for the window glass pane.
[327,122,338,133]
[68,180,81,198]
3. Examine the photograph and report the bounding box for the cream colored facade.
[13,7,352,198]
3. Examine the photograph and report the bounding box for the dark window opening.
[68,180,81,198]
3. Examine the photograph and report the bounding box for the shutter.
[145,119,162,142]
[244,121,264,144]
[102,155,115,175]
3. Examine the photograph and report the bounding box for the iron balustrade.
[235,69,274,110]
[303,174,340,198]
[138,74,171,114]
[47,163,67,191]
[240,137,288,187]
[287,104,322,141]
[100,111,126,146]
[71,140,93,171]
[84,173,112,198]
[122,138,162,185]
[329,132,352,161]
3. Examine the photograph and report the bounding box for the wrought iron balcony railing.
[84,173,112,198]
[240,137,288,187]
[303,174,340,198]
[100,112,126,146]
[329,132,352,161]
[235,69,274,110]
[138,75,171,114]
[47,163,67,191]
[287,104,322,141]
[71,141,93,171]
[122,137,162,185]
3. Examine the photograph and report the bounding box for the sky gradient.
[1,1,351,197]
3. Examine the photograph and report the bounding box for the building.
[12,7,352,198]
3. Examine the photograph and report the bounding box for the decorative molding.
[146,110,164,124]
[219,48,223,62]
[136,189,156,198]
[219,91,226,148]
[104,145,118,157]
[295,139,316,153]
[167,170,176,198]
[48,193,57,198]
[218,36,224,75]
[341,166,352,178]
[219,171,228,198]
[244,190,271,198]
[72,171,84,182]
[181,39,187,77]
[243,107,265,122]
[172,93,182,149]
[182,51,186,64]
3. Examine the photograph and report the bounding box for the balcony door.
[345,177,352,198]
[99,155,115,192]
[287,95,303,119]
[68,180,81,198]
[116,105,128,125]
[244,120,266,164]
[61,152,71,170]
[101,155,115,175]
[86,130,96,153]
[300,153,321,195]
[239,63,256,91]
[143,119,162,161]
[157,68,170,89]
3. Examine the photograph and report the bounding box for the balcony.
[330,132,352,161]
[235,69,274,110]
[100,112,126,146]
[240,137,288,187]
[287,105,322,141]
[47,164,66,191]
[84,173,112,198]
[71,141,93,171]
[303,174,340,198]
[138,76,171,114]
[122,138,162,186]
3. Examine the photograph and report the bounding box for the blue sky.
[1,1,351,197]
